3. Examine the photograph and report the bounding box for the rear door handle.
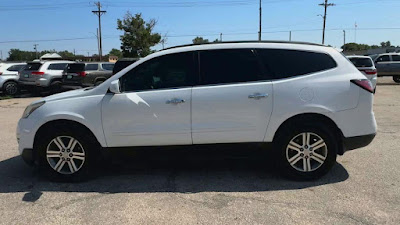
[248,93,268,100]
[166,98,185,104]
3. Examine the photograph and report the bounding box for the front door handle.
[248,93,268,100]
[166,98,185,104]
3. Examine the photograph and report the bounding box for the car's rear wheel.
[275,124,337,180]
[36,126,99,181]
[393,76,400,83]
[2,81,19,95]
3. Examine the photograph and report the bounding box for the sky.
[0,0,399,59]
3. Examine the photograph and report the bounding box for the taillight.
[351,79,374,93]
[31,71,45,75]
[360,69,377,75]
[77,71,86,77]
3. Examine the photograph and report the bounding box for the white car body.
[347,55,377,89]
[17,42,377,179]
[0,62,26,90]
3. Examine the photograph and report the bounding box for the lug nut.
[62,149,65,152]
[300,148,303,152]
[59,153,63,156]
[69,153,73,157]
[305,145,308,149]
[62,157,65,161]
[67,149,70,152]
[67,158,70,161]
[300,153,304,157]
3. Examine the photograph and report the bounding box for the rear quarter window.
[102,63,114,71]
[7,65,26,71]
[85,64,99,71]
[257,49,337,79]
[348,58,373,67]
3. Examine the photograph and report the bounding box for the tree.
[380,41,392,48]
[213,39,220,43]
[341,43,370,51]
[117,12,161,58]
[192,36,209,44]
[109,48,123,58]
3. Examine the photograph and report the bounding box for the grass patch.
[0,95,13,100]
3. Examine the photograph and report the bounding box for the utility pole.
[96,28,100,60]
[354,22,357,43]
[33,44,39,59]
[343,30,346,48]
[220,33,223,42]
[319,0,335,45]
[92,2,106,61]
[258,0,262,41]
[289,31,292,41]
[0,51,2,61]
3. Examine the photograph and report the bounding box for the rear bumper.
[343,133,376,153]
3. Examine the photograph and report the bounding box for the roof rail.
[161,40,326,51]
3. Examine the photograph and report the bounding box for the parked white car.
[0,62,26,95]
[18,60,74,93]
[17,42,377,181]
[347,55,377,90]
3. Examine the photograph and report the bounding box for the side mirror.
[109,80,121,94]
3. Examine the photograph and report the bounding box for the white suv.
[17,42,377,181]
[0,62,26,95]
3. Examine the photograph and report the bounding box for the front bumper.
[343,133,376,153]
[21,148,35,165]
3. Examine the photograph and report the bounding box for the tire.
[35,125,100,182]
[2,81,19,96]
[274,123,338,180]
[94,80,104,86]
[49,81,62,94]
[393,76,400,83]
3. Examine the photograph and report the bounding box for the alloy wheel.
[286,132,328,172]
[5,82,18,95]
[46,136,85,175]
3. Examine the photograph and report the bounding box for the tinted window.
[349,58,373,67]
[48,63,68,70]
[376,55,390,62]
[7,65,26,71]
[391,55,400,61]
[120,52,195,92]
[85,64,99,71]
[199,49,264,85]
[24,63,42,71]
[113,59,138,74]
[102,63,114,71]
[66,63,85,73]
[257,49,337,79]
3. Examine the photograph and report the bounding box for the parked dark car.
[62,62,114,87]
[112,58,139,75]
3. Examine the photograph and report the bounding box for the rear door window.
[257,49,337,79]
[48,63,68,70]
[391,55,400,62]
[199,49,266,85]
[376,55,390,63]
[349,58,373,67]
[85,64,99,71]
[7,65,26,71]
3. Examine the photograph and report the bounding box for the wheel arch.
[272,113,345,155]
[33,119,103,151]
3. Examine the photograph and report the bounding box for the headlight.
[22,101,45,118]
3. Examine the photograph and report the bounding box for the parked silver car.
[18,60,75,93]
[0,62,26,95]
[370,53,400,83]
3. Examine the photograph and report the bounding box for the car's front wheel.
[36,126,99,181]
[275,124,337,180]
[393,76,400,83]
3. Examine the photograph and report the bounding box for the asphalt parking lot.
[0,77,399,225]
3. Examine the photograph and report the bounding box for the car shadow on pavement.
[0,147,349,202]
